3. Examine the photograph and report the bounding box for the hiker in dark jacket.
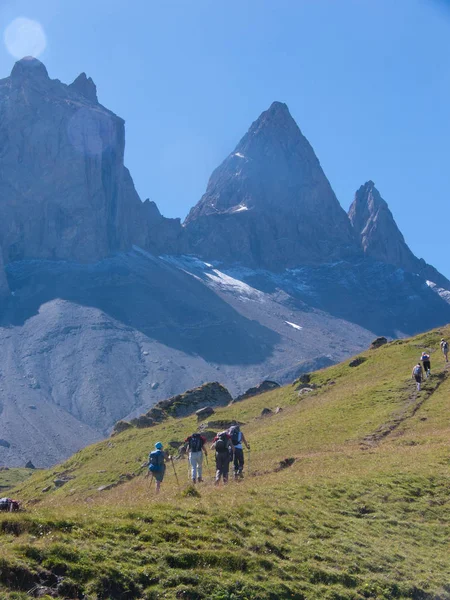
[0,498,20,512]
[211,431,233,485]
[412,363,423,391]
[148,442,166,493]
[421,351,431,378]
[440,339,449,363]
[228,425,250,479]
[184,433,208,483]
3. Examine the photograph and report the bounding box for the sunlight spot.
[4,17,47,59]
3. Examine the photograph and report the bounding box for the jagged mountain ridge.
[0,58,450,467]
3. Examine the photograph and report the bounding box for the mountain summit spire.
[349,182,450,289]
[10,56,49,81]
[348,181,416,268]
[185,101,359,269]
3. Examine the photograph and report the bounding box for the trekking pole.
[247,448,251,475]
[145,470,153,489]
[170,456,180,487]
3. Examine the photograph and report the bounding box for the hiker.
[0,498,20,512]
[412,362,423,391]
[421,351,431,378]
[211,431,233,485]
[440,339,449,363]
[184,432,208,483]
[228,425,250,479]
[148,442,166,493]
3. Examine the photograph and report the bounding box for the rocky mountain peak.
[349,182,450,289]
[348,181,414,265]
[69,72,98,103]
[0,58,183,266]
[10,56,49,82]
[247,100,297,138]
[184,102,359,269]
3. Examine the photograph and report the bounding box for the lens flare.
[4,17,47,59]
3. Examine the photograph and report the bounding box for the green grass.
[1,326,450,599]
[0,469,35,494]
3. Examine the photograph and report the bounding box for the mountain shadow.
[2,251,280,366]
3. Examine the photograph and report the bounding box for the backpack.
[443,342,448,352]
[189,433,203,453]
[229,425,241,446]
[215,432,228,453]
[413,365,422,376]
[148,450,164,472]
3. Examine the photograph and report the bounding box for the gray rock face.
[0,57,180,266]
[185,101,360,269]
[349,182,450,289]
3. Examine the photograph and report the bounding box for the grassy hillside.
[1,326,450,599]
[0,468,34,494]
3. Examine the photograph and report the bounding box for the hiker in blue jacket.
[228,425,250,479]
[148,442,166,493]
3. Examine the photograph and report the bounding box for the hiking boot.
[198,478,203,483]
[192,478,196,484]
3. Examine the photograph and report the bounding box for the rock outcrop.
[349,182,450,289]
[121,383,232,430]
[185,101,360,269]
[234,380,280,402]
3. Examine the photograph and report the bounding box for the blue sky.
[1,0,449,277]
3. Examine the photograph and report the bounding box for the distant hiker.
[148,442,166,493]
[211,431,233,485]
[228,425,250,479]
[440,339,449,363]
[184,432,208,483]
[412,363,423,391]
[421,351,431,378]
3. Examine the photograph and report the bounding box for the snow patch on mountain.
[232,204,249,213]
[426,280,450,304]
[286,321,303,331]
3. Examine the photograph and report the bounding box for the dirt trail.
[360,363,450,449]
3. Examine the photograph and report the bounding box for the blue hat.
[155,442,163,450]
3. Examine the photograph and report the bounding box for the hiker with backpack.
[228,425,250,479]
[421,351,431,378]
[148,442,166,493]
[211,431,233,485]
[412,363,423,391]
[0,498,20,512]
[440,339,449,363]
[184,432,208,483]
